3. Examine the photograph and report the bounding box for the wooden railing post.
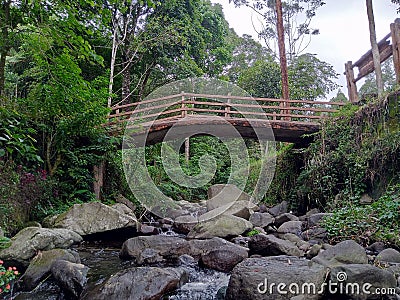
[391,19,400,85]
[225,93,231,118]
[181,91,186,118]
[345,61,359,103]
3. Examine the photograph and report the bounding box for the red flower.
[0,260,3,264]
[5,284,10,290]
[12,267,16,270]
[0,288,3,293]
[7,267,12,271]
[14,271,18,275]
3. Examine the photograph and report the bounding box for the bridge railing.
[106,93,346,128]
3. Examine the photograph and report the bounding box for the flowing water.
[8,242,229,300]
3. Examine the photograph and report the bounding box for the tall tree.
[366,0,384,96]
[229,0,325,61]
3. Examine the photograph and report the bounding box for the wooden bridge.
[106,93,345,145]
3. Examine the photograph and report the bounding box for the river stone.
[51,260,89,299]
[174,215,198,234]
[307,213,332,227]
[187,214,253,239]
[225,256,327,300]
[138,224,159,235]
[301,227,328,242]
[277,221,303,235]
[249,212,275,228]
[375,248,400,264]
[268,201,288,217]
[120,235,191,261]
[51,202,137,236]
[274,213,299,227]
[200,241,248,272]
[359,193,374,205]
[311,240,368,268]
[22,249,80,291]
[86,267,188,300]
[366,241,386,254]
[249,234,303,257]
[0,227,82,267]
[330,264,397,300]
[207,184,251,211]
[111,203,137,219]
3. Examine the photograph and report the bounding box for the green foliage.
[323,184,400,247]
[359,60,398,97]
[0,108,42,167]
[0,237,11,250]
[293,93,400,211]
[246,228,261,237]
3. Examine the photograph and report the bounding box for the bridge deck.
[106,93,344,146]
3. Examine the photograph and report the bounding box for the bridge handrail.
[107,92,346,126]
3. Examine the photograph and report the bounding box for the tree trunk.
[275,0,290,120]
[108,28,118,108]
[0,0,11,97]
[366,0,384,96]
[121,49,132,105]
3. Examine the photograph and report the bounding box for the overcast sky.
[211,0,398,99]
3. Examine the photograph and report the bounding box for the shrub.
[0,260,19,295]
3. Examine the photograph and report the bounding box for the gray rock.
[268,201,288,217]
[311,240,368,268]
[280,233,304,244]
[51,202,137,236]
[120,236,191,261]
[84,267,188,300]
[0,227,82,267]
[249,234,303,257]
[139,224,159,235]
[307,213,332,227]
[359,193,374,205]
[330,264,397,300]
[22,249,80,291]
[111,203,137,219]
[187,215,253,239]
[277,221,303,235]
[225,256,327,300]
[178,254,197,267]
[306,244,322,259]
[51,260,89,299]
[174,215,198,234]
[200,242,248,272]
[366,241,386,254]
[231,236,251,248]
[136,248,164,265]
[375,248,400,264]
[274,213,299,227]
[249,212,275,228]
[301,227,328,242]
[207,184,251,211]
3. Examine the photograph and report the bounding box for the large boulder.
[22,249,80,291]
[277,221,303,235]
[187,215,253,239]
[375,248,400,264]
[0,227,82,267]
[173,215,198,234]
[274,213,299,227]
[307,213,332,228]
[225,256,327,300]
[120,235,191,262]
[51,260,89,299]
[268,201,288,217]
[50,202,137,236]
[249,234,303,257]
[84,267,188,300]
[329,264,397,300]
[200,242,248,272]
[207,184,251,211]
[249,212,275,228]
[311,240,368,268]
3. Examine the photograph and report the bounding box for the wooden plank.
[345,61,359,103]
[392,21,400,84]
[355,43,393,82]
[353,32,391,68]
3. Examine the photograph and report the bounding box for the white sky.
[211,0,398,99]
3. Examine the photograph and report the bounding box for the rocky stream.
[1,184,399,300]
